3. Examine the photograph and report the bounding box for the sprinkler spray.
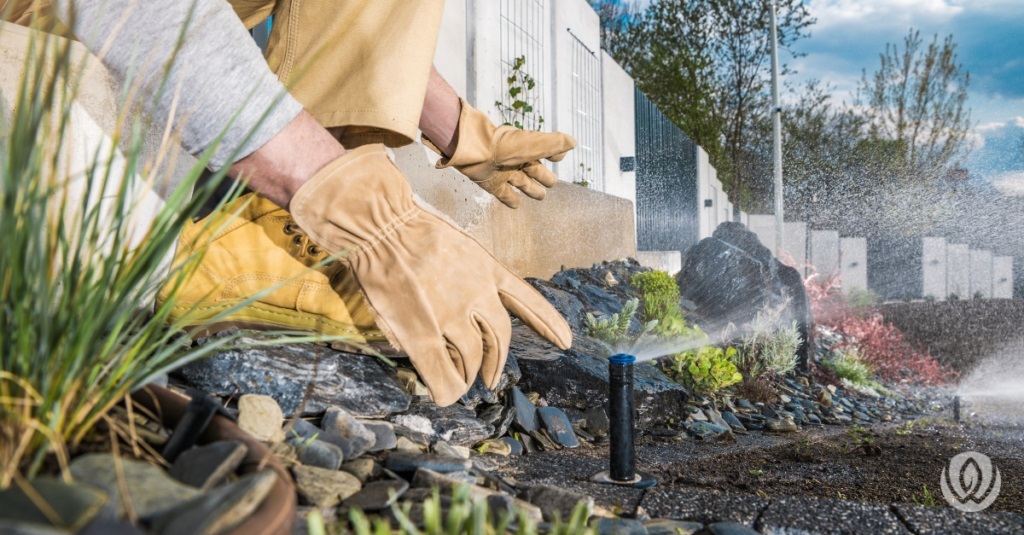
[590,354,657,488]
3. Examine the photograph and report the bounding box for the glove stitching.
[348,207,422,260]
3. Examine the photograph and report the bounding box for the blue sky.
[786,0,1024,192]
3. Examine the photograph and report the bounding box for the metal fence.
[634,89,700,254]
[499,0,546,131]
[568,29,603,190]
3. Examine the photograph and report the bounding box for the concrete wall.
[969,249,993,299]
[783,222,807,269]
[393,144,635,279]
[946,243,970,299]
[922,237,948,300]
[748,214,776,252]
[635,251,682,276]
[696,147,714,239]
[839,237,867,293]
[600,52,636,205]
[435,0,468,96]
[810,230,840,277]
[993,256,1014,299]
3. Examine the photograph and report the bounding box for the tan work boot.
[157,193,383,347]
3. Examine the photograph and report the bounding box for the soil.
[652,418,1024,514]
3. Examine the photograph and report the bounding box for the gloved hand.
[289,144,573,406]
[423,99,576,208]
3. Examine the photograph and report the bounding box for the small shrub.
[735,377,778,404]
[734,306,802,381]
[667,345,743,395]
[847,288,878,309]
[584,298,657,356]
[824,348,873,386]
[630,270,685,336]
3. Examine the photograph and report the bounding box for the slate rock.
[590,518,648,535]
[706,523,759,535]
[0,478,108,531]
[321,407,376,459]
[149,470,275,535]
[511,387,539,433]
[479,404,516,438]
[460,355,521,407]
[385,452,471,475]
[174,329,410,417]
[521,485,594,523]
[340,459,380,483]
[0,521,68,535]
[361,421,398,452]
[398,401,493,446]
[538,407,580,448]
[643,519,703,535]
[292,465,362,508]
[433,442,472,459]
[342,479,409,512]
[289,437,344,470]
[526,281,587,331]
[501,437,524,456]
[719,411,746,432]
[70,454,199,520]
[685,421,731,439]
[765,418,798,433]
[677,236,774,331]
[578,285,626,320]
[237,394,285,442]
[515,333,689,428]
[583,407,610,437]
[169,440,248,490]
[284,418,322,441]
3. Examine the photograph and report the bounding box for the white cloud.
[992,170,1024,195]
[808,0,963,30]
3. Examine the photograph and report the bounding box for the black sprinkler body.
[590,354,657,488]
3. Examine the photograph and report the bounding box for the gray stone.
[321,407,376,459]
[538,407,580,448]
[70,454,199,520]
[475,439,512,456]
[583,407,610,437]
[479,404,516,438]
[640,488,768,527]
[433,442,472,459]
[283,418,322,441]
[237,394,285,442]
[706,523,759,535]
[149,470,276,535]
[521,485,594,523]
[758,495,908,535]
[460,355,522,407]
[289,437,343,470]
[341,480,409,512]
[642,519,703,535]
[385,452,471,475]
[684,421,731,439]
[511,386,539,433]
[515,332,689,428]
[292,465,362,508]
[174,329,410,417]
[169,440,248,490]
[0,521,68,535]
[590,518,648,535]
[360,420,398,452]
[398,401,493,446]
[340,459,380,483]
[501,437,524,456]
[719,411,746,432]
[765,418,798,433]
[0,478,107,531]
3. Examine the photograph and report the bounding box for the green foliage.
[630,270,686,337]
[734,306,802,381]
[495,55,544,131]
[669,345,743,395]
[823,348,874,386]
[847,288,879,309]
[336,485,594,535]
[915,485,939,507]
[584,298,657,356]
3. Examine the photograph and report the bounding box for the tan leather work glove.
[423,99,577,208]
[289,144,573,406]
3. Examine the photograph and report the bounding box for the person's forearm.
[51,0,304,171]
[419,66,462,157]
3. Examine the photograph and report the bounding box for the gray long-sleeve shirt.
[52,0,303,170]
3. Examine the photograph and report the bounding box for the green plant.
[338,485,594,535]
[948,293,960,301]
[846,288,879,309]
[584,298,657,356]
[734,306,801,380]
[630,270,686,336]
[915,485,939,507]
[973,291,984,300]
[0,29,352,484]
[669,345,743,395]
[823,348,874,386]
[495,55,544,131]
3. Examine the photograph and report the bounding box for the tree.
[858,29,972,184]
[593,0,814,209]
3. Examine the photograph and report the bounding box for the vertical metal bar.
[771,0,784,257]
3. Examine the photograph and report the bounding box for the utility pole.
[770,0,784,258]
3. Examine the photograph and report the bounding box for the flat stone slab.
[757,495,909,534]
[175,329,409,417]
[640,488,769,527]
[892,503,1024,535]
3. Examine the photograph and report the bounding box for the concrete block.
[393,144,636,279]
[600,52,636,205]
[782,222,807,269]
[810,230,840,277]
[969,249,993,299]
[635,251,682,277]
[946,244,970,299]
[434,0,468,96]
[747,214,776,253]
[993,256,1014,299]
[839,237,867,293]
[922,237,947,300]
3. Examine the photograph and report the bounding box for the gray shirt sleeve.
[52,0,303,170]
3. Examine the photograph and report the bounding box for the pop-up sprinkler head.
[590,354,657,489]
[953,395,961,423]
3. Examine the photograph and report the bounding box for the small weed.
[748,469,764,477]
[915,485,939,507]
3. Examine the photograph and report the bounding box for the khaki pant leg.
[0,0,69,35]
[262,0,445,147]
